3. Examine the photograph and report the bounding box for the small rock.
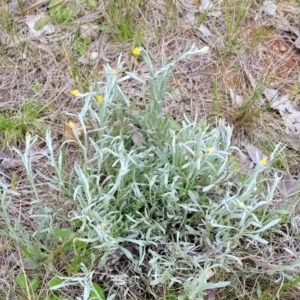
[279,45,288,52]
[88,51,99,61]
[79,24,100,40]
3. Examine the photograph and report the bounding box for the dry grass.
[1,0,300,299]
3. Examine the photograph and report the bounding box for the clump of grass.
[103,0,146,42]
[48,0,79,24]
[0,101,46,146]
[1,46,298,300]
[221,0,252,56]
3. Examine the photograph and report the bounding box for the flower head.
[132,47,141,56]
[67,120,82,137]
[98,223,105,229]
[205,147,213,154]
[96,95,103,102]
[26,133,32,141]
[237,201,245,208]
[202,46,210,51]
[260,157,268,166]
[112,69,117,76]
[68,120,75,128]
[205,269,213,280]
[71,90,80,96]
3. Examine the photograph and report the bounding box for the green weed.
[49,0,77,24]
[221,0,252,56]
[104,0,146,42]
[0,101,46,145]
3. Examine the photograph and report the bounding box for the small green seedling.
[16,273,40,297]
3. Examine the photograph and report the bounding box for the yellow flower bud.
[260,157,268,166]
[98,223,105,229]
[237,201,245,208]
[68,120,75,128]
[205,147,213,154]
[71,90,80,96]
[96,95,103,102]
[132,47,140,56]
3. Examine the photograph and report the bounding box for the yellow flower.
[112,69,117,76]
[132,47,140,56]
[26,133,32,140]
[96,95,103,102]
[260,157,268,166]
[205,147,213,154]
[202,46,210,51]
[71,90,80,96]
[68,120,75,128]
[67,120,83,138]
[237,201,245,208]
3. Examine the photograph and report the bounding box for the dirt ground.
[1,0,300,299]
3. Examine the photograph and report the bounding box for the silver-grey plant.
[1,45,287,300]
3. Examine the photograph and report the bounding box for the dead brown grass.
[1,0,300,299]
